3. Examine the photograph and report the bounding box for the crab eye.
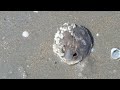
[73,53,77,57]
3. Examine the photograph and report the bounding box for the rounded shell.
[53,23,94,65]
[111,48,120,60]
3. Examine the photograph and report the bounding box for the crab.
[53,23,94,65]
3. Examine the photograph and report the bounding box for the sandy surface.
[0,11,120,79]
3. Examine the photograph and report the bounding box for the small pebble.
[96,33,99,37]
[22,31,29,38]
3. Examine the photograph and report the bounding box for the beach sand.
[0,11,120,79]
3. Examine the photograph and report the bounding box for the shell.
[111,48,120,60]
[53,23,94,65]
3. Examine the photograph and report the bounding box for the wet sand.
[0,11,120,79]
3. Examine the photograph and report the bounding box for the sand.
[0,11,120,79]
